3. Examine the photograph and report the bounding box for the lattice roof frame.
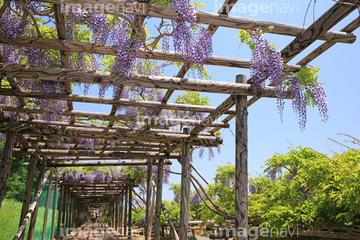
[0,0,359,167]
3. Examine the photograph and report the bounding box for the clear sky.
[73,0,360,201]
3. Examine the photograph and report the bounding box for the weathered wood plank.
[37,0,356,43]
[0,120,223,147]
[297,16,360,66]
[0,88,237,114]
[0,130,16,208]
[0,35,301,72]
[235,75,248,240]
[281,0,359,63]
[179,134,191,240]
[0,64,293,98]
[0,104,230,128]
[47,160,172,168]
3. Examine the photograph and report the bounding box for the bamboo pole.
[179,128,191,240]
[41,173,53,240]
[154,159,164,240]
[18,155,37,240]
[235,75,248,240]
[13,176,48,240]
[27,160,47,240]
[0,131,16,208]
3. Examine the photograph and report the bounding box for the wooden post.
[27,160,47,240]
[235,74,248,240]
[0,131,16,208]
[65,191,70,230]
[154,159,164,240]
[179,128,191,240]
[115,197,118,230]
[18,155,37,240]
[62,187,67,231]
[145,160,153,240]
[119,190,124,235]
[56,185,64,239]
[123,188,128,236]
[128,184,133,237]
[41,173,53,240]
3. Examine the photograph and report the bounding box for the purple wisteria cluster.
[249,30,328,130]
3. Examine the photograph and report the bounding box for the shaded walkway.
[62,222,144,240]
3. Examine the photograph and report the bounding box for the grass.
[0,186,59,240]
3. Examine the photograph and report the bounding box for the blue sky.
[72,0,360,201]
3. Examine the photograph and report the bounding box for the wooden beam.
[154,159,164,240]
[281,0,359,63]
[47,160,172,168]
[0,64,293,98]
[0,34,303,72]
[37,0,356,44]
[0,121,223,147]
[0,88,237,115]
[0,130,16,208]
[0,104,230,128]
[179,129,191,240]
[297,16,360,66]
[235,75,248,240]
[162,0,240,103]
[14,148,179,159]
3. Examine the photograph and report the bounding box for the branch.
[0,0,10,19]
[190,177,234,220]
[19,0,42,37]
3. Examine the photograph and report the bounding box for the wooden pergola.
[0,0,359,240]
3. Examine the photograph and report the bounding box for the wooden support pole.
[18,155,37,240]
[154,159,164,240]
[145,160,153,240]
[235,75,248,240]
[0,131,16,208]
[123,188,128,236]
[128,184,133,237]
[61,187,67,234]
[179,128,191,240]
[119,190,124,235]
[13,176,48,240]
[27,160,47,240]
[115,197,118,230]
[56,185,64,239]
[50,168,58,240]
[41,173,53,240]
